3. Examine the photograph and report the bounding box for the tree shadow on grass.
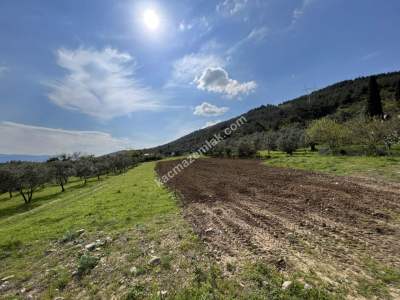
[0,180,100,220]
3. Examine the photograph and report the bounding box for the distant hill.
[0,154,49,163]
[149,71,400,155]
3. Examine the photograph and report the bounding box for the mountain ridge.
[149,70,400,155]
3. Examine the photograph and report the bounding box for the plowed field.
[156,158,400,291]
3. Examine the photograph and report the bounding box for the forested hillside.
[150,71,400,155]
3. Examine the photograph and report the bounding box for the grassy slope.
[0,162,343,300]
[5,157,399,299]
[260,149,400,183]
[0,163,177,279]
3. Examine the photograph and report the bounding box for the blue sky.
[0,0,399,156]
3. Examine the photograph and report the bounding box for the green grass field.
[260,149,400,183]
[0,161,341,299]
[2,156,399,299]
[0,163,179,296]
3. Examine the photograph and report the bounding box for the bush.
[126,284,146,300]
[348,117,398,155]
[306,118,349,153]
[77,254,98,276]
[238,142,257,158]
[277,127,304,155]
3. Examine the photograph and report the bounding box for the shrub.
[126,284,146,300]
[238,142,257,158]
[306,118,349,153]
[277,127,304,155]
[77,254,98,276]
[348,117,399,155]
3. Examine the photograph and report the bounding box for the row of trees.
[306,116,400,155]
[0,151,150,204]
[208,75,400,158]
[208,114,400,158]
[208,125,306,158]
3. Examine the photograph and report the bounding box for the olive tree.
[306,118,348,152]
[15,163,50,204]
[94,158,111,180]
[238,142,257,158]
[48,160,76,192]
[349,117,400,155]
[75,157,96,184]
[263,131,277,155]
[0,165,18,198]
[277,127,304,155]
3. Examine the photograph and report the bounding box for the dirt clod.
[156,158,400,285]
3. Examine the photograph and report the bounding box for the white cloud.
[168,53,225,87]
[202,120,222,129]
[247,26,269,42]
[46,47,161,120]
[0,121,133,156]
[194,102,229,117]
[195,67,256,98]
[179,21,193,32]
[178,16,211,34]
[0,65,8,77]
[292,0,314,24]
[217,0,248,16]
[361,51,381,61]
[227,26,269,56]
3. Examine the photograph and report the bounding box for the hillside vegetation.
[151,71,400,155]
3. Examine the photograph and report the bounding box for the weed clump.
[77,254,98,276]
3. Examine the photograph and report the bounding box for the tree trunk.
[20,190,29,204]
[9,191,12,199]
[61,182,65,192]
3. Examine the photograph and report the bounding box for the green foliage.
[356,257,400,298]
[125,284,146,300]
[77,254,98,276]
[261,148,400,182]
[173,265,241,300]
[48,160,75,192]
[0,165,17,197]
[277,127,304,155]
[264,131,278,154]
[152,71,400,155]
[366,75,383,117]
[160,254,173,270]
[14,163,51,204]
[347,117,400,155]
[48,268,70,291]
[0,151,150,203]
[0,239,23,259]
[395,79,400,103]
[306,118,349,152]
[60,230,80,243]
[238,142,257,158]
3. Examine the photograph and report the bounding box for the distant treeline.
[0,151,162,204]
[206,75,400,158]
[150,71,400,156]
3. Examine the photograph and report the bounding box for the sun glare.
[143,9,160,31]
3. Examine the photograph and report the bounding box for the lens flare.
[143,9,160,31]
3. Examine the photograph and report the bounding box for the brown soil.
[156,158,400,284]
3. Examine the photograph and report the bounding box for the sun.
[143,9,160,31]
